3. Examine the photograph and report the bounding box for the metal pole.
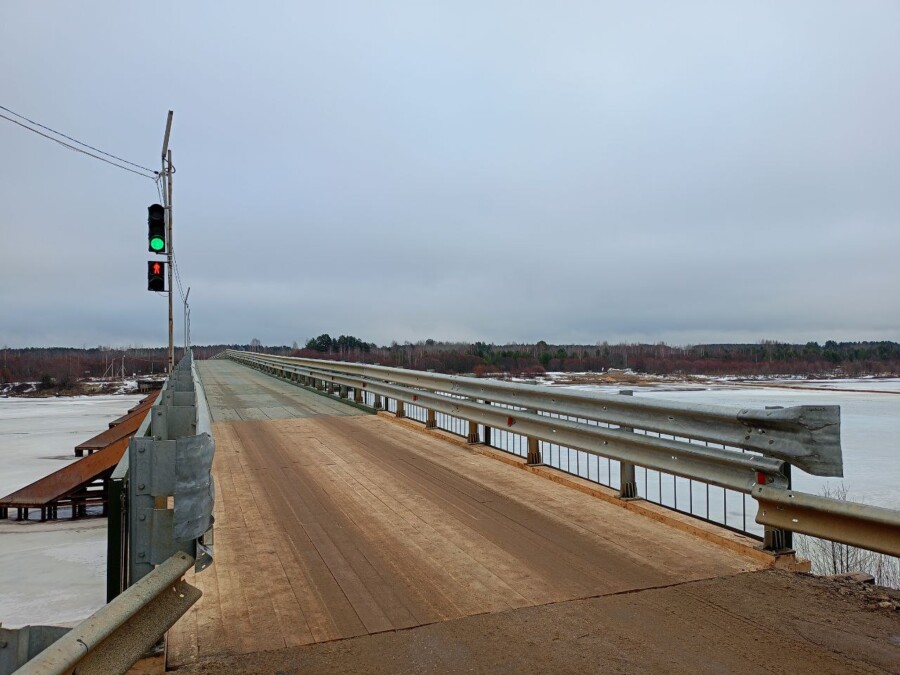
[166,148,174,373]
[161,111,174,373]
[619,389,638,499]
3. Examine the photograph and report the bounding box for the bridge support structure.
[526,437,541,465]
[466,420,479,444]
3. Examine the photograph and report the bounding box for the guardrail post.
[483,401,492,446]
[426,408,437,428]
[354,386,363,403]
[374,394,383,410]
[328,381,335,394]
[466,420,479,444]
[396,400,406,418]
[763,462,794,552]
[526,437,542,465]
[106,476,126,601]
[618,390,638,499]
[339,385,348,399]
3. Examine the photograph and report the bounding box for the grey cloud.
[1,1,898,347]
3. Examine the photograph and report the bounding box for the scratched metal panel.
[173,432,215,541]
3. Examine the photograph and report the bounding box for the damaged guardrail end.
[738,406,842,477]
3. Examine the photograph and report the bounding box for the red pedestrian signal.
[148,260,166,292]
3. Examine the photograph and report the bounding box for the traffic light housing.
[148,203,166,254]
[148,260,165,292]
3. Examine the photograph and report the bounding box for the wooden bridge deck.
[167,360,900,673]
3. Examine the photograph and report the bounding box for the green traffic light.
[150,236,165,252]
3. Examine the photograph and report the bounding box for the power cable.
[0,104,157,174]
[0,111,156,180]
[173,256,187,303]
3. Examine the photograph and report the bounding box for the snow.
[0,394,140,628]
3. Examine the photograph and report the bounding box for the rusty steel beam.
[0,435,132,508]
[106,395,156,428]
[76,401,155,455]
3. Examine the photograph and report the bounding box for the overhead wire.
[0,111,157,180]
[173,257,187,303]
[1,105,185,309]
[0,104,157,174]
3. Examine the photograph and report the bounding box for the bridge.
[8,353,900,674]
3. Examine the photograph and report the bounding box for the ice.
[0,395,142,498]
[0,395,140,628]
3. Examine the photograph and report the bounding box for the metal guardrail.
[108,353,215,598]
[128,354,215,585]
[225,351,843,476]
[754,486,900,557]
[13,552,200,675]
[222,350,900,558]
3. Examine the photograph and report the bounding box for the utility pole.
[160,111,174,374]
[167,148,174,373]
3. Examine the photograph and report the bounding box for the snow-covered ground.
[0,395,141,627]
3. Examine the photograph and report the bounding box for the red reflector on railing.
[412,395,418,402]
[756,472,767,485]
[507,416,515,427]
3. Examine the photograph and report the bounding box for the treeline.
[286,335,900,378]
[0,344,292,386]
[3,338,898,386]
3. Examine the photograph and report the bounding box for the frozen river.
[0,395,141,627]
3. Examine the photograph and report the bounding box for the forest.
[2,337,898,392]
[295,335,900,378]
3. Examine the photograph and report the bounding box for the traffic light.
[148,260,165,292]
[148,203,166,254]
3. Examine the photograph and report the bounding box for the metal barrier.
[221,350,900,558]
[13,552,200,675]
[108,352,215,598]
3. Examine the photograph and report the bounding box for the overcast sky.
[2,2,898,348]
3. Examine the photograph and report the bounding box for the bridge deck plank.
[168,361,764,668]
